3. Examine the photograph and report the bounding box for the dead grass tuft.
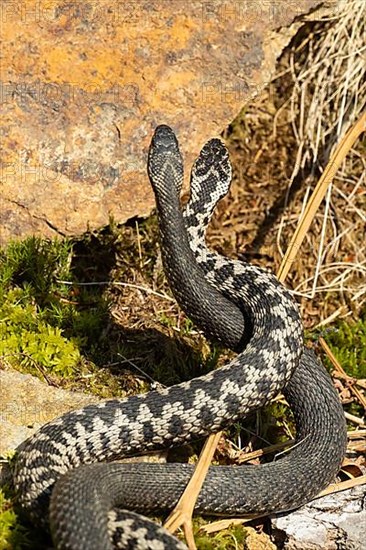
[218,0,366,327]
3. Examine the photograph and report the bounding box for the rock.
[0,369,99,455]
[271,487,366,550]
[0,0,329,245]
[0,368,165,487]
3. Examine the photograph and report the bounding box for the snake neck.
[152,182,250,350]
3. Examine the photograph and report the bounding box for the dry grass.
[279,0,366,325]
[216,0,366,328]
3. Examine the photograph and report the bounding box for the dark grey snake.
[13,125,347,549]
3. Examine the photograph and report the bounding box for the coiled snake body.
[13,126,346,549]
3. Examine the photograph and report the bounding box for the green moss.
[322,314,366,379]
[0,486,37,550]
[0,237,91,378]
[193,518,248,549]
[315,314,365,418]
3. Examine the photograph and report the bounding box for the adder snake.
[13,125,346,549]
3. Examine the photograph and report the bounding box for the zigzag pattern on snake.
[13,125,346,549]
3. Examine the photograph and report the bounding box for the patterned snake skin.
[13,126,346,549]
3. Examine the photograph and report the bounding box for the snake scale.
[13,125,347,549]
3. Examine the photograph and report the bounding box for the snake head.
[200,138,229,163]
[188,138,232,209]
[150,125,179,154]
[148,125,184,196]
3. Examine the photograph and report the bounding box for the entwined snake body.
[13,126,346,549]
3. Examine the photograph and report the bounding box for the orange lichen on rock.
[0,0,324,244]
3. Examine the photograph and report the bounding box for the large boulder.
[0,0,327,245]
